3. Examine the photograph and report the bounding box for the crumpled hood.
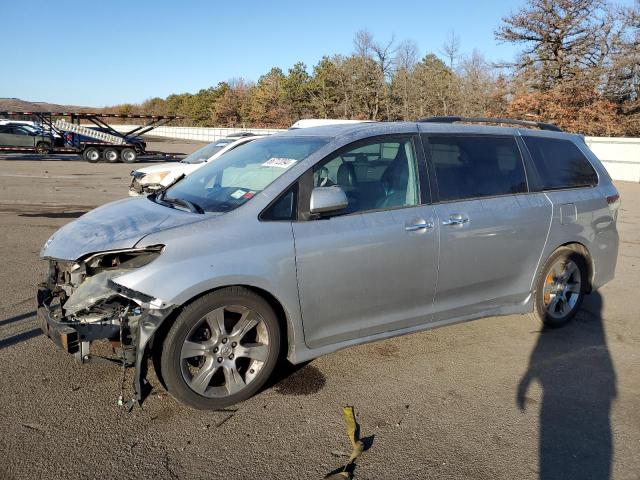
[41,196,206,261]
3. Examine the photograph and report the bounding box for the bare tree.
[395,39,419,71]
[351,30,396,119]
[458,50,499,116]
[441,30,461,70]
[392,39,419,119]
[354,30,375,59]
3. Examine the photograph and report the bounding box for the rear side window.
[426,135,527,202]
[522,137,598,190]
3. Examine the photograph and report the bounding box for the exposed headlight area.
[130,170,170,195]
[142,171,171,185]
[43,246,164,315]
[83,246,164,275]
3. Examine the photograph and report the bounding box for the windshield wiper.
[164,196,204,214]
[149,174,204,214]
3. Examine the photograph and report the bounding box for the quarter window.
[522,136,598,190]
[312,137,420,214]
[261,186,297,221]
[427,135,527,202]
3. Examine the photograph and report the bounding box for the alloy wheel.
[179,305,269,398]
[542,259,582,319]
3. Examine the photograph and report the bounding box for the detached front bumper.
[37,286,131,362]
[37,286,121,361]
[37,302,81,356]
[36,280,175,405]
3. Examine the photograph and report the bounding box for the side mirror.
[310,186,348,215]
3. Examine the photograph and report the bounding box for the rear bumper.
[591,227,619,290]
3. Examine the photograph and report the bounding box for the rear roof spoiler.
[418,116,563,132]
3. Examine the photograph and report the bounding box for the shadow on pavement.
[271,361,327,396]
[517,291,616,479]
[0,310,36,327]
[0,328,41,349]
[20,211,87,219]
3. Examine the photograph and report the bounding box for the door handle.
[405,220,434,231]
[442,214,469,226]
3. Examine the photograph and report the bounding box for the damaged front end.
[37,245,174,406]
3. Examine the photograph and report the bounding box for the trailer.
[0,111,181,163]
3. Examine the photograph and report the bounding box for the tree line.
[105,0,639,136]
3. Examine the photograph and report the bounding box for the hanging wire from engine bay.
[116,305,136,411]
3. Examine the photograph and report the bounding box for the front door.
[292,134,439,348]
[9,126,36,147]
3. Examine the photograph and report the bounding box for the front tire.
[160,287,281,409]
[534,247,588,328]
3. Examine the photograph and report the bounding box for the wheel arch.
[551,241,594,293]
[150,283,295,368]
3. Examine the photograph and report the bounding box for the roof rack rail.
[418,116,563,132]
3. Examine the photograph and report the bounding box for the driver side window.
[312,137,420,214]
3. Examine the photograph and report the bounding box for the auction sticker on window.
[261,157,297,168]
[230,189,247,199]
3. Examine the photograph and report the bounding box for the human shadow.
[517,291,616,479]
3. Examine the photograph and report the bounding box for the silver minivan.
[37,118,620,409]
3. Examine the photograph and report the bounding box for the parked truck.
[0,111,181,163]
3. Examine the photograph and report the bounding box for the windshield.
[162,136,328,213]
[180,139,236,164]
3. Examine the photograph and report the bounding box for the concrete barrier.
[585,137,640,183]
[111,124,285,142]
[109,125,639,183]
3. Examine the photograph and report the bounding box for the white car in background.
[129,134,262,196]
[289,119,374,129]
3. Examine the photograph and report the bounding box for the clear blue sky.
[0,0,630,107]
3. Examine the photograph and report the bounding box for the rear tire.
[534,247,588,328]
[35,142,50,154]
[160,287,281,410]
[121,148,137,163]
[83,147,100,163]
[103,148,120,163]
